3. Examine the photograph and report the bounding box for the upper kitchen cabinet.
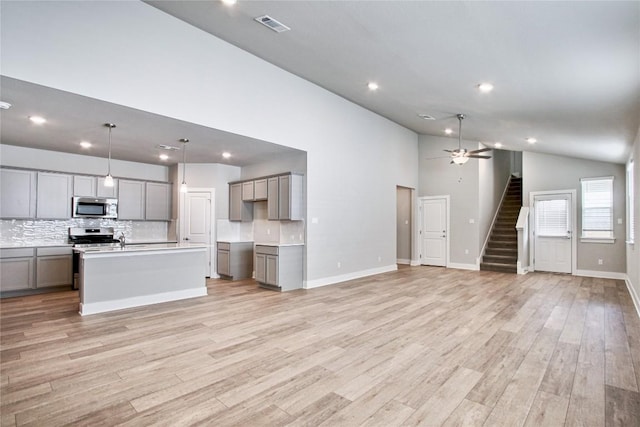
[97,177,118,198]
[269,174,304,221]
[229,183,253,222]
[254,179,268,201]
[145,182,171,221]
[36,172,73,219]
[242,181,255,201]
[0,169,36,219]
[118,179,145,220]
[73,175,96,197]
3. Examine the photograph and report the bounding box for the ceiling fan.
[433,114,492,165]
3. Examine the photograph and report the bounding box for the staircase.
[480,176,522,273]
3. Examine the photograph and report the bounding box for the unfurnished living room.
[1,1,639,426]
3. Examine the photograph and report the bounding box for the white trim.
[580,237,615,244]
[410,259,421,266]
[417,195,450,268]
[516,261,529,275]
[304,264,398,289]
[79,287,208,316]
[573,269,627,280]
[529,189,577,274]
[624,276,640,319]
[396,258,411,265]
[448,262,479,271]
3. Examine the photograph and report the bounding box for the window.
[581,176,614,241]
[536,198,570,237]
[628,160,635,243]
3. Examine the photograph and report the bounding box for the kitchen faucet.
[118,232,126,249]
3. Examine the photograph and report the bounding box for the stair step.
[487,241,517,249]
[486,247,517,256]
[480,262,517,274]
[483,254,517,264]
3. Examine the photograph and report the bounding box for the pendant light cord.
[107,125,112,175]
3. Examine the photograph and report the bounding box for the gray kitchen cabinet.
[268,174,304,221]
[36,172,73,219]
[267,177,279,220]
[254,179,268,201]
[229,183,253,222]
[145,182,171,220]
[73,175,97,196]
[36,247,72,288]
[96,177,118,198]
[254,245,303,291]
[0,169,36,219]
[0,248,35,292]
[242,181,255,201]
[217,241,253,280]
[118,179,145,220]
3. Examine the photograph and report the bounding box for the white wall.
[1,1,419,286]
[0,145,169,182]
[522,151,626,274]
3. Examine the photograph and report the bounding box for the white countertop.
[76,243,207,255]
[255,243,305,247]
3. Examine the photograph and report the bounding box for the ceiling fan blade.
[467,147,492,154]
[443,149,454,153]
[425,155,451,160]
[466,155,492,159]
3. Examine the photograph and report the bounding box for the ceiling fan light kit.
[443,113,492,165]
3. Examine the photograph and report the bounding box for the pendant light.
[180,138,189,193]
[452,114,469,165]
[104,123,116,187]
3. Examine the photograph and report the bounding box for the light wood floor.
[1,267,639,426]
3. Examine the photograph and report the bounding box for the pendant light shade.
[180,138,189,193]
[104,123,116,187]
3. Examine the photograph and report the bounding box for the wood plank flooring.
[1,267,639,426]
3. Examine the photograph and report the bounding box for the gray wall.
[627,128,640,307]
[419,135,480,266]
[523,151,626,273]
[2,1,419,286]
[396,186,412,262]
[241,151,307,180]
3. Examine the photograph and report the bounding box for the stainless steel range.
[69,227,121,289]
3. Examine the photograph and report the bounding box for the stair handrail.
[515,207,530,275]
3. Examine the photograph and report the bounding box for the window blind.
[581,177,613,239]
[536,198,569,237]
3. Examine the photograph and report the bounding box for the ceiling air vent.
[157,144,181,151]
[418,114,436,120]
[254,15,290,33]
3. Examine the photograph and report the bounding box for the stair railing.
[515,207,530,275]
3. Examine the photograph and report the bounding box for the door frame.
[529,189,577,274]
[418,195,450,268]
[179,187,216,278]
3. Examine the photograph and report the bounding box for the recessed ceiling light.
[0,101,12,110]
[444,128,453,135]
[221,0,237,5]
[80,141,92,149]
[29,116,46,125]
[526,137,537,144]
[494,142,503,148]
[159,154,169,161]
[222,152,232,159]
[478,83,494,93]
[367,82,379,91]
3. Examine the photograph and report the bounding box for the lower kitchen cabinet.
[0,248,35,291]
[36,247,73,288]
[255,245,303,291]
[217,241,253,280]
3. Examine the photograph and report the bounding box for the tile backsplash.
[0,219,168,245]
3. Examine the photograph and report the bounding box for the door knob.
[184,237,190,240]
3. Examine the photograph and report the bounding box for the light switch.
[312,217,319,224]
[618,218,623,225]
[469,218,475,224]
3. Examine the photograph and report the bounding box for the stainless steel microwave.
[72,197,118,219]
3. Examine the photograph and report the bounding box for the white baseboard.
[396,258,411,265]
[625,277,640,319]
[304,264,398,289]
[573,269,628,280]
[447,262,479,271]
[517,261,529,275]
[79,287,208,316]
[410,260,421,266]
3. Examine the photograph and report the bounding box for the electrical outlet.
[378,256,382,262]
[469,218,475,224]
[337,261,341,269]
[465,249,469,255]
[267,228,271,235]
[598,259,603,265]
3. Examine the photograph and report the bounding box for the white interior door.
[421,198,447,266]
[534,194,572,273]
[184,191,213,277]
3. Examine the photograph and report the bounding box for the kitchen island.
[76,243,207,315]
